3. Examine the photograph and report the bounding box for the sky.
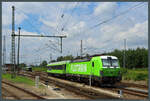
[2,2,148,65]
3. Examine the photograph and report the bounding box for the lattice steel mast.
[11,6,16,78]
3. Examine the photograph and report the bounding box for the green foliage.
[2,73,35,86]
[120,67,127,74]
[74,56,81,59]
[56,54,90,61]
[51,60,56,62]
[54,47,147,69]
[108,47,148,69]
[120,68,148,81]
[32,67,47,72]
[134,73,148,81]
[40,60,47,67]
[57,55,74,61]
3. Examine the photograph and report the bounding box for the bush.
[120,68,127,75]
[134,73,148,81]
[121,68,148,81]
[108,47,148,69]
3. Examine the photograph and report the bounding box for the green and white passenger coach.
[47,55,122,84]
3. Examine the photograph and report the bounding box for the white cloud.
[117,20,148,40]
[40,18,58,29]
[2,2,28,26]
[15,12,28,25]
[2,2,148,65]
[67,24,85,38]
[94,2,117,16]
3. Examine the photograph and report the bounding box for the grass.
[32,67,47,72]
[2,73,35,86]
[120,68,148,81]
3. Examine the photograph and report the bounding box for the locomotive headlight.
[100,71,103,76]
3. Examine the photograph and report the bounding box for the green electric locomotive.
[47,55,122,84]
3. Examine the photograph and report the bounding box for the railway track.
[20,71,148,99]
[19,71,121,99]
[117,82,148,89]
[118,87,148,98]
[2,81,46,100]
[2,87,20,99]
[103,86,148,98]
[34,71,148,89]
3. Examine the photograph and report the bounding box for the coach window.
[92,62,94,67]
[56,65,63,70]
[48,66,51,70]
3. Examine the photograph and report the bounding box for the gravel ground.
[2,87,16,99]
[121,80,148,86]
[2,79,88,99]
[102,88,148,100]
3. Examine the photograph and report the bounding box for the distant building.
[5,64,17,71]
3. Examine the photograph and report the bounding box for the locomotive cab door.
[91,60,99,76]
[91,57,102,77]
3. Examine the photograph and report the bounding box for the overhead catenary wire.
[61,2,79,32]
[15,8,66,51]
[53,3,70,45]
[15,7,65,52]
[34,41,61,53]
[79,2,146,55]
[65,2,146,35]
[55,3,68,34]
[10,3,146,64]
[84,2,146,34]
[15,7,60,37]
[13,7,65,64]
[64,3,102,31]
[53,2,79,49]
[90,2,145,29]
[15,8,60,42]
[15,8,41,34]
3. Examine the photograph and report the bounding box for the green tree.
[108,47,148,69]
[40,60,47,67]
[57,56,64,61]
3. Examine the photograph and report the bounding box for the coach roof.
[47,60,71,66]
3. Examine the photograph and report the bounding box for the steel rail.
[19,71,121,99]
[32,71,148,98]
[118,82,148,89]
[2,81,46,99]
[2,87,21,99]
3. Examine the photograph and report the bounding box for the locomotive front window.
[102,59,111,67]
[111,59,119,67]
[102,59,119,67]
